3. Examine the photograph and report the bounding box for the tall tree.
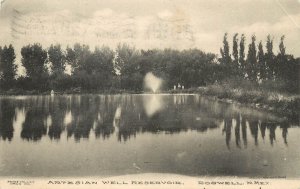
[48,44,65,76]
[283,56,299,93]
[265,35,274,80]
[115,43,140,89]
[279,35,286,56]
[276,35,288,81]
[0,46,2,74]
[239,34,246,78]
[83,46,115,90]
[246,35,257,81]
[275,35,287,79]
[66,43,91,74]
[257,41,266,81]
[220,33,231,65]
[21,43,48,90]
[48,44,69,90]
[0,44,17,89]
[232,33,239,75]
[232,33,239,69]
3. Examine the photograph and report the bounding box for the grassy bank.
[170,83,299,120]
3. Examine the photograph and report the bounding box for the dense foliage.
[0,34,299,93]
[219,34,299,93]
[0,45,16,90]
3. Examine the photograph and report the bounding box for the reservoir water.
[0,94,299,177]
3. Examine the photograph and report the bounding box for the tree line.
[0,33,299,93]
[219,33,299,92]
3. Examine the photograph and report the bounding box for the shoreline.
[0,87,299,120]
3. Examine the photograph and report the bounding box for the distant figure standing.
[50,90,54,96]
[174,85,176,90]
[182,85,184,89]
[178,83,181,89]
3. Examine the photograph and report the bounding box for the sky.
[0,0,299,74]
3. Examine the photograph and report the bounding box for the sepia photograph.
[0,0,299,188]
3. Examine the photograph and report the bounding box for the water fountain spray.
[143,72,162,93]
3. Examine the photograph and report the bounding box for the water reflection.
[0,99,14,141]
[234,115,241,149]
[249,119,259,146]
[0,95,298,147]
[143,94,164,117]
[21,107,47,141]
[241,117,247,148]
[223,118,232,149]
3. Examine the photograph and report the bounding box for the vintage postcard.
[0,0,299,188]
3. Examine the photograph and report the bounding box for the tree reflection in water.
[0,95,298,147]
[0,99,14,141]
[235,114,241,149]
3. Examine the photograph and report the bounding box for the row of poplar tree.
[219,33,298,87]
[0,33,299,93]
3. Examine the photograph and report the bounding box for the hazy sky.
[0,0,299,58]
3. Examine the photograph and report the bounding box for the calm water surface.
[0,94,299,177]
